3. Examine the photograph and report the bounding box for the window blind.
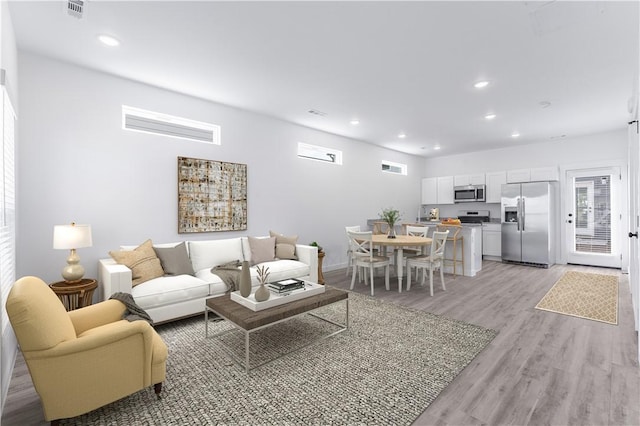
[1,84,16,335]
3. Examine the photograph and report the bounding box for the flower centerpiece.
[254,265,271,302]
[380,207,401,239]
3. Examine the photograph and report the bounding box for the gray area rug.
[61,290,496,425]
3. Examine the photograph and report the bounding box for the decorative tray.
[230,281,325,311]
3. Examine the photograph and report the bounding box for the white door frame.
[559,159,628,270]
[627,120,639,346]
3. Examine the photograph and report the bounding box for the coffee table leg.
[245,331,250,373]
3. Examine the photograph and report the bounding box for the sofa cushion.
[248,236,276,265]
[154,242,194,276]
[269,230,298,260]
[196,268,256,292]
[188,238,244,272]
[109,239,164,286]
[131,275,210,310]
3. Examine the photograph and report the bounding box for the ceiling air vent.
[122,106,221,145]
[65,0,86,19]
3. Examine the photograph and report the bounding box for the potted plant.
[380,207,401,238]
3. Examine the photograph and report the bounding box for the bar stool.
[437,223,464,276]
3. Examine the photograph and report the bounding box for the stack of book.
[267,278,305,295]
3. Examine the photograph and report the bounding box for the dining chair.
[404,225,431,257]
[345,225,361,277]
[406,230,449,296]
[347,230,390,296]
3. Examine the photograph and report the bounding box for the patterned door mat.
[535,271,618,324]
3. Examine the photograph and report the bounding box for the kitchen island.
[403,222,482,277]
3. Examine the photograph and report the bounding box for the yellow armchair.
[6,276,168,424]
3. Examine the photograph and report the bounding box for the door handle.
[630,232,639,238]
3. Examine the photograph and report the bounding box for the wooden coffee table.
[205,287,349,372]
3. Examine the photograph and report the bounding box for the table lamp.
[53,222,93,283]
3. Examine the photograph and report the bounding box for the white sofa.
[98,237,318,324]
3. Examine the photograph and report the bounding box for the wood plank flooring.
[2,261,639,425]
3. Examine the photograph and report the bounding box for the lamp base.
[61,249,85,283]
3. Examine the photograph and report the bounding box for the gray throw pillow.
[248,236,276,265]
[153,242,195,276]
[269,230,298,260]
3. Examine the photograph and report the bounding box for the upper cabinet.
[437,176,454,204]
[454,173,485,186]
[507,167,559,183]
[530,166,559,182]
[421,177,437,204]
[506,169,531,183]
[485,171,507,203]
[421,176,454,205]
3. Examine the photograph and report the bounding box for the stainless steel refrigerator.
[501,181,556,267]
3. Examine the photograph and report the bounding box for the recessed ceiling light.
[350,119,360,125]
[98,34,120,47]
[434,146,441,150]
[474,81,490,89]
[511,132,520,138]
[398,133,406,139]
[484,113,496,120]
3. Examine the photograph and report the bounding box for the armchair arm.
[99,258,133,300]
[68,299,127,336]
[296,244,318,283]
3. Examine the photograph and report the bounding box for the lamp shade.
[53,224,93,249]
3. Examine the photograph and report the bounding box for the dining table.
[371,234,432,292]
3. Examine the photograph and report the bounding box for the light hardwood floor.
[2,261,639,425]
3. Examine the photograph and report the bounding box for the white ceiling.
[8,1,639,157]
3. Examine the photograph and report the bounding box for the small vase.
[239,260,252,298]
[387,224,397,239]
[254,282,270,302]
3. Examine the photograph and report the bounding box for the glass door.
[565,167,621,267]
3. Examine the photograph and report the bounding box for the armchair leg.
[51,420,60,426]
[154,382,163,399]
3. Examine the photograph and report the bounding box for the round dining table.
[371,234,432,292]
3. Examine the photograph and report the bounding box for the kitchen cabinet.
[530,166,559,182]
[482,223,501,259]
[485,171,507,203]
[507,169,531,183]
[421,177,437,204]
[454,173,485,186]
[436,176,454,204]
[421,176,454,205]
[507,167,559,183]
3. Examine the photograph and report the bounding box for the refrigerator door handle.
[516,197,521,231]
[521,197,525,231]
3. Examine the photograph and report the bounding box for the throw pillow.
[109,239,164,286]
[153,242,194,276]
[248,236,276,265]
[269,230,298,260]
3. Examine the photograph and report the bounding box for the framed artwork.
[178,156,247,233]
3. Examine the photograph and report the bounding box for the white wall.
[423,130,627,176]
[16,52,424,284]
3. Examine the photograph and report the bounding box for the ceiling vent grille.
[65,0,86,19]
[122,106,220,145]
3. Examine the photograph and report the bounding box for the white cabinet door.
[530,166,559,182]
[437,176,454,204]
[482,225,502,257]
[507,169,531,183]
[485,171,507,203]
[454,175,470,186]
[454,174,485,186]
[421,177,437,204]
[469,173,486,185]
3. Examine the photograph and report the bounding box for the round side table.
[49,278,98,311]
[317,251,325,285]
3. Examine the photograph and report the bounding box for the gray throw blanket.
[109,292,154,326]
[211,260,243,293]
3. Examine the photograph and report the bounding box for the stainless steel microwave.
[454,185,486,203]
